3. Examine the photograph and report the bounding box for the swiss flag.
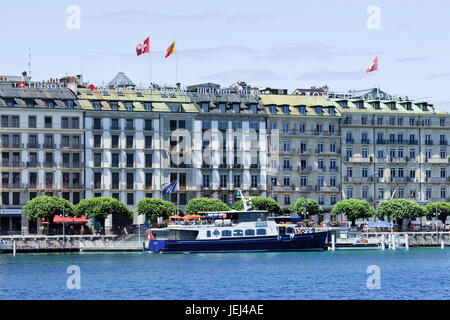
[136,37,150,56]
[366,57,378,73]
[148,231,154,241]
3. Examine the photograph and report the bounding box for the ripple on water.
[0,249,449,300]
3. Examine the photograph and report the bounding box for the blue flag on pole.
[162,180,178,195]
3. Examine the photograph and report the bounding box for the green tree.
[136,198,176,224]
[331,199,375,226]
[74,197,133,220]
[184,198,231,215]
[289,198,323,218]
[24,196,74,221]
[424,202,450,224]
[375,199,425,225]
[24,196,74,234]
[232,196,283,216]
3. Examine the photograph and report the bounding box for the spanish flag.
[165,40,176,58]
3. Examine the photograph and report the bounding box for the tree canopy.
[136,198,176,224]
[74,197,133,220]
[232,196,283,216]
[184,198,231,215]
[331,199,375,226]
[289,198,323,216]
[375,199,425,224]
[424,202,450,224]
[24,196,74,221]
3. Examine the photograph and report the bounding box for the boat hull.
[148,231,329,253]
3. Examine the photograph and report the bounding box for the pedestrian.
[81,226,84,236]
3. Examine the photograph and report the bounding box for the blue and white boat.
[148,209,329,253]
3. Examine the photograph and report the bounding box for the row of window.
[270,122,337,134]
[345,167,447,179]
[272,194,337,206]
[201,103,259,114]
[345,147,448,160]
[345,186,448,201]
[3,99,74,109]
[1,115,80,129]
[207,228,267,237]
[343,115,445,126]
[268,105,335,116]
[341,101,428,111]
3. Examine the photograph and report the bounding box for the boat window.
[233,230,243,237]
[206,231,211,237]
[256,228,267,235]
[286,227,295,234]
[222,230,232,237]
[245,229,255,236]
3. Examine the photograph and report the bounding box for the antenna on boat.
[236,190,252,211]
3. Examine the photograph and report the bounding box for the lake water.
[0,248,448,300]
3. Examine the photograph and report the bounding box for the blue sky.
[1,0,449,111]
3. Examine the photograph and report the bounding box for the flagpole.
[377,56,380,96]
[149,49,152,87]
[175,38,178,85]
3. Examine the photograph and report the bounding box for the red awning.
[53,215,88,224]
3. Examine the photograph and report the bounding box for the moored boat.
[148,209,329,253]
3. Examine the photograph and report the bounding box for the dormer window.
[144,102,152,111]
[5,99,14,107]
[422,103,428,111]
[373,102,380,109]
[406,102,412,110]
[357,101,364,109]
[390,102,396,110]
[168,104,181,112]
[219,103,226,113]
[125,102,133,111]
[250,104,258,113]
[328,107,335,115]
[110,101,118,110]
[26,99,35,108]
[299,106,306,115]
[66,100,74,109]
[269,105,277,114]
[315,107,322,115]
[341,100,348,108]
[201,103,209,112]
[282,105,290,115]
[93,101,101,110]
[46,100,54,108]
[233,103,240,113]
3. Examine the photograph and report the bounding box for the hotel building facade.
[0,75,448,234]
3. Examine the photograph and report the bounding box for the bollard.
[331,234,335,251]
[392,235,396,250]
[381,234,385,250]
[13,240,16,256]
[441,240,445,249]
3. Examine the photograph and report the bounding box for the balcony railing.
[1,182,25,189]
[26,161,41,168]
[60,144,84,149]
[60,162,83,169]
[1,161,24,168]
[62,183,84,189]
[0,143,23,149]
